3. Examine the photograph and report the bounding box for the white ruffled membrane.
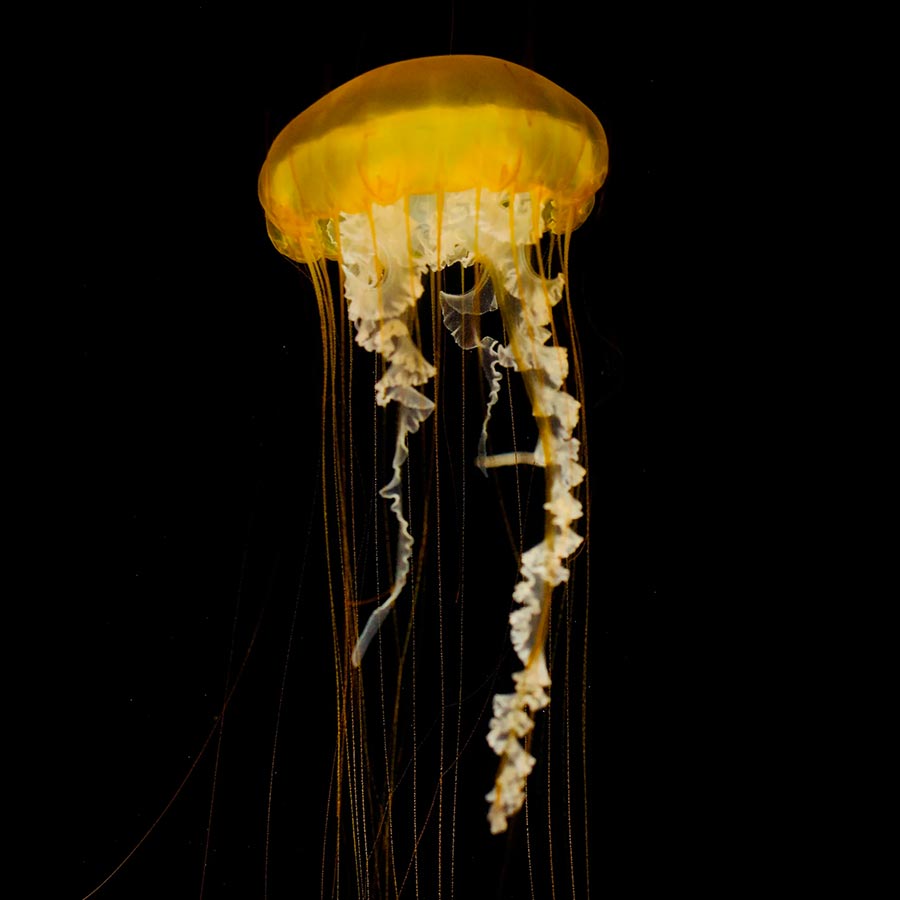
[341,189,584,834]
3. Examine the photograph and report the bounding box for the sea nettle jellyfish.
[258,54,608,896]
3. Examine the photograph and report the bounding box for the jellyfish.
[259,54,607,891]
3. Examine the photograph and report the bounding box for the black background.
[58,4,661,898]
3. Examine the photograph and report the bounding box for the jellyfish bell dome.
[258,54,608,264]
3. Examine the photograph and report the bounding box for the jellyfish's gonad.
[259,54,607,845]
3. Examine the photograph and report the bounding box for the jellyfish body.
[259,55,607,840]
